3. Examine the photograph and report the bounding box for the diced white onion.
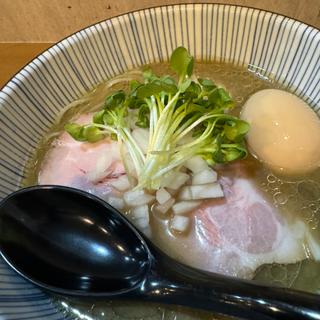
[170,216,190,232]
[185,156,208,173]
[179,183,224,200]
[156,188,172,204]
[107,196,125,210]
[172,200,202,215]
[192,168,217,185]
[132,128,150,154]
[134,218,149,229]
[124,189,155,207]
[154,198,175,215]
[132,204,149,220]
[165,188,179,196]
[160,174,173,188]
[110,175,131,191]
[132,205,150,230]
[161,171,190,190]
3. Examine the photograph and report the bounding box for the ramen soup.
[24,48,320,319]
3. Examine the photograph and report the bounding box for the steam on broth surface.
[23,61,320,320]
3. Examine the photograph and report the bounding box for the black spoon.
[0,185,319,320]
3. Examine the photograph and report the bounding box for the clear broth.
[23,62,320,319]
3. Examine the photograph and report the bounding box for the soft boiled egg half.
[241,89,320,175]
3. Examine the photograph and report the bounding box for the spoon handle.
[142,250,320,320]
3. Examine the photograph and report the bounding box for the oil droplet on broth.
[273,192,288,206]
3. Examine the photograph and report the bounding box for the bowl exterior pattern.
[0,4,319,319]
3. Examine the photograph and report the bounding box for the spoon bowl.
[0,185,150,295]
[0,185,319,320]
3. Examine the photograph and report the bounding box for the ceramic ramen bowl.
[0,4,319,320]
